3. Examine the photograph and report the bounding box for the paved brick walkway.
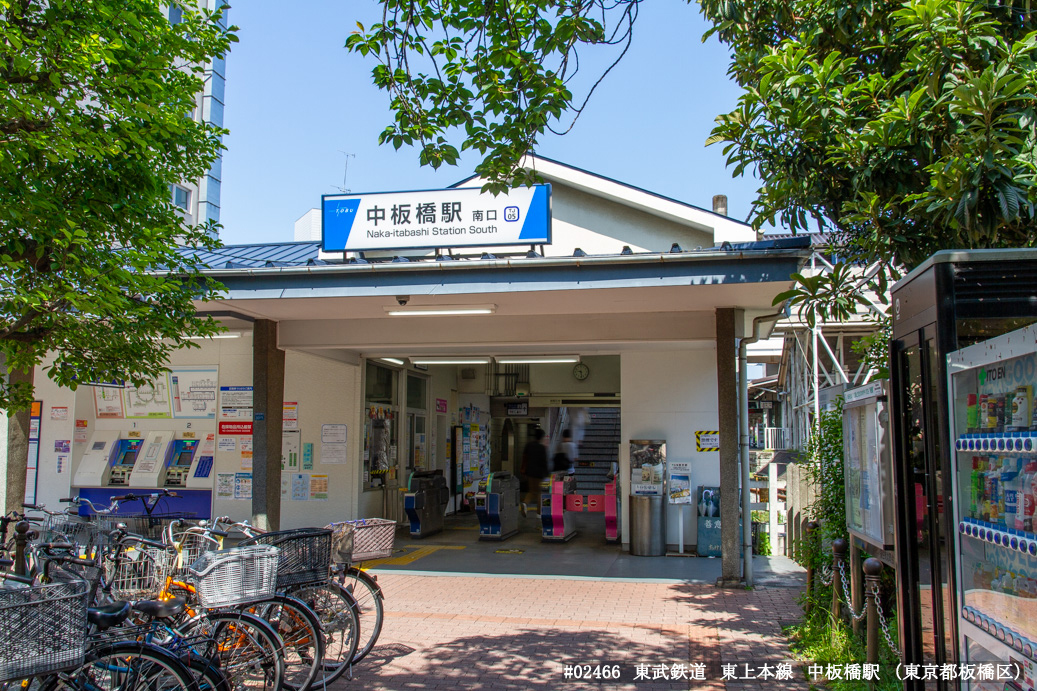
[341,573,812,690]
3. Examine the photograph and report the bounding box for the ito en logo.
[504,206,520,222]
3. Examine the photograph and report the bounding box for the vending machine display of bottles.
[949,322,1037,683]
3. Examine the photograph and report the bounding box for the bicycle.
[33,526,281,691]
[207,518,362,683]
[325,518,395,664]
[163,521,322,691]
[0,567,199,691]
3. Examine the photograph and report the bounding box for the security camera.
[396,296,410,306]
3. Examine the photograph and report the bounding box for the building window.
[170,184,191,211]
[364,362,399,491]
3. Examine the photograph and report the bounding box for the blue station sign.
[321,184,551,252]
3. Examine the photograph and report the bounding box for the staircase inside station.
[573,407,621,494]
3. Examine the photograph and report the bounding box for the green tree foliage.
[345,1,640,194]
[0,0,237,411]
[700,0,1037,271]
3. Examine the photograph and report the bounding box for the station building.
[8,158,811,576]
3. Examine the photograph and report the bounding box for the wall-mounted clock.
[572,363,590,381]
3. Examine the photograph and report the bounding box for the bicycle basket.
[170,528,222,577]
[43,514,103,553]
[109,545,176,601]
[238,528,332,588]
[326,518,396,563]
[188,545,278,609]
[0,579,90,682]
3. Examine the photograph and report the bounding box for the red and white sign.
[219,421,253,435]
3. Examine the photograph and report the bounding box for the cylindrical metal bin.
[629,494,666,556]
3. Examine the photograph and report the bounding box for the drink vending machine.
[948,322,1037,686]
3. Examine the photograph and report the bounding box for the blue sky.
[218,0,770,245]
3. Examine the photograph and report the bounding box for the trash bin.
[629,494,665,556]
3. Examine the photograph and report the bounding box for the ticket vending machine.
[541,472,578,542]
[164,436,210,489]
[73,431,143,488]
[474,472,520,541]
[127,430,174,488]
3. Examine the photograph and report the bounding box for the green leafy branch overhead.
[0,0,238,411]
[346,0,640,194]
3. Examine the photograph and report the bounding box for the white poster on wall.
[123,376,173,419]
[170,367,219,418]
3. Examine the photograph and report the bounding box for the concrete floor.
[364,512,805,587]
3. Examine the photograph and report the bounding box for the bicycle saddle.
[88,601,131,630]
[133,596,186,619]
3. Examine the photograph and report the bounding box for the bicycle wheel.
[290,582,359,684]
[240,596,323,691]
[182,656,230,691]
[340,567,383,663]
[181,610,285,691]
[37,640,198,691]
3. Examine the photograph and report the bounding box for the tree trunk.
[5,367,34,514]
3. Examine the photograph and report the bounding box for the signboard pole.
[678,505,685,554]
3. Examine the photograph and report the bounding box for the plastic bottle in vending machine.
[1005,458,1023,530]
[1024,462,1037,532]
[986,458,1000,524]
[967,393,979,430]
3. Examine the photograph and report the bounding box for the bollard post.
[805,521,818,612]
[14,520,30,576]
[850,542,864,636]
[832,538,847,622]
[864,557,883,664]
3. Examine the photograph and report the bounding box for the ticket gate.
[562,478,622,543]
[474,472,520,541]
[541,472,578,542]
[403,469,449,538]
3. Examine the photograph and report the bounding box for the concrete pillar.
[4,367,33,514]
[716,308,742,585]
[252,319,285,531]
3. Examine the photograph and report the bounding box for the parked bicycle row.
[0,491,397,691]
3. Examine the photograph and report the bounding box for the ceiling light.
[386,304,496,317]
[379,358,405,366]
[184,332,242,340]
[496,355,581,364]
[410,357,491,365]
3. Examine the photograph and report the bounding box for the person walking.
[520,428,549,517]
[559,428,578,474]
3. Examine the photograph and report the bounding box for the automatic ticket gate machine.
[73,430,144,488]
[474,472,520,541]
[404,469,449,538]
[541,472,578,542]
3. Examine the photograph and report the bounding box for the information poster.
[24,402,42,505]
[291,473,309,501]
[669,461,692,504]
[123,375,173,418]
[302,443,314,470]
[170,367,219,419]
[310,475,329,501]
[320,424,347,464]
[216,473,234,498]
[74,419,89,444]
[50,406,68,421]
[283,402,299,430]
[218,437,236,452]
[219,386,253,420]
[94,386,125,419]
[281,473,290,500]
[234,472,253,499]
[282,430,301,470]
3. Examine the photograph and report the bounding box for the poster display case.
[841,381,895,550]
[948,322,1037,682]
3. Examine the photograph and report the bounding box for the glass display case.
[949,322,1037,684]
